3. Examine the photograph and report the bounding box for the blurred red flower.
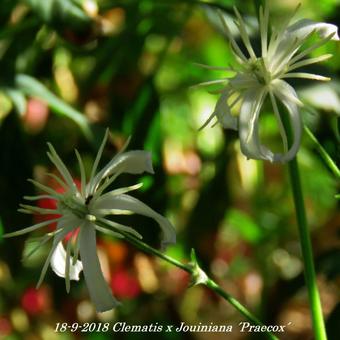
[110,268,141,299]
[21,287,50,315]
[36,178,81,241]
[23,98,49,134]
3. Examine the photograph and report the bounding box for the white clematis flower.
[4,130,176,312]
[197,3,339,162]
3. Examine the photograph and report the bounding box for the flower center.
[58,194,88,219]
[249,57,271,85]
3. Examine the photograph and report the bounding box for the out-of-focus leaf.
[26,0,91,32]
[15,74,92,140]
[226,209,263,244]
[0,92,13,122]
[22,236,51,267]
[144,113,161,165]
[202,4,256,39]
[299,83,340,115]
[0,18,39,40]
[3,88,27,115]
[0,0,18,24]
[299,149,337,222]
[139,175,154,192]
[228,255,251,276]
[123,85,152,136]
[165,243,186,263]
[331,116,340,143]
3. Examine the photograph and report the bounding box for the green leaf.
[331,116,340,143]
[123,85,152,136]
[0,91,13,122]
[15,74,92,140]
[3,88,27,115]
[226,209,263,244]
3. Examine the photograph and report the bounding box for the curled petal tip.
[145,152,155,174]
[287,19,340,41]
[161,239,176,252]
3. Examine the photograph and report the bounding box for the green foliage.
[15,74,92,139]
[0,0,339,339]
[26,0,91,32]
[226,209,263,244]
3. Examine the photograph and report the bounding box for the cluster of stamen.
[57,195,87,219]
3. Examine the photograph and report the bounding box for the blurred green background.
[0,0,339,339]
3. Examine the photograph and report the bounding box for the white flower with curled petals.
[196,2,339,162]
[4,129,176,312]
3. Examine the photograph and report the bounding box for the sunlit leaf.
[15,74,92,140]
[3,88,26,115]
[226,209,263,244]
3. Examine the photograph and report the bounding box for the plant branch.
[96,220,278,340]
[287,158,327,340]
[280,116,327,340]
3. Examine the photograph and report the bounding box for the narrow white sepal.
[79,223,120,312]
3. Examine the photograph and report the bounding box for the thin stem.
[304,126,340,179]
[287,159,327,340]
[119,227,191,273]
[96,220,278,340]
[204,278,274,339]
[280,114,327,340]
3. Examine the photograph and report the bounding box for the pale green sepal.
[3,217,62,238]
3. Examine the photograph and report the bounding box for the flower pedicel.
[4,130,176,312]
[197,2,339,162]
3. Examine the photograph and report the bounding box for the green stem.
[304,126,340,179]
[96,220,278,340]
[287,158,327,340]
[204,279,272,335]
[280,111,327,339]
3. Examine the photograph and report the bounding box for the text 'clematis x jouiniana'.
[198,3,339,162]
[4,130,176,312]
